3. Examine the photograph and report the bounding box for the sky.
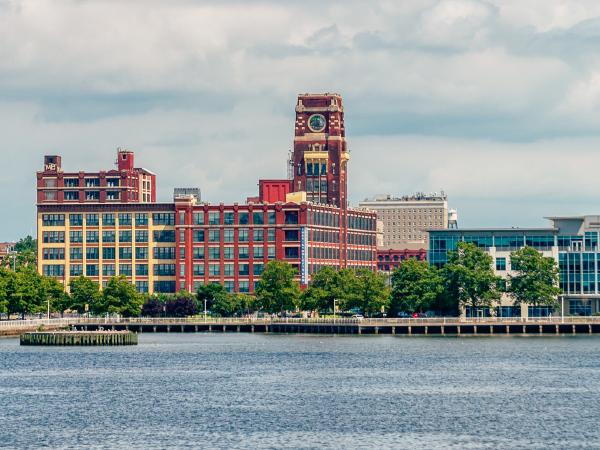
[2,0,600,241]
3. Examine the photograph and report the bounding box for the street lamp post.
[47,298,50,320]
[204,299,208,324]
[333,299,337,324]
[8,249,17,272]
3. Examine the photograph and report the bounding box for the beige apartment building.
[359,192,454,250]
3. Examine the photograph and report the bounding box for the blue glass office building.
[428,216,600,317]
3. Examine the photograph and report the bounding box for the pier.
[5,317,600,337]
[20,330,138,346]
[72,321,600,335]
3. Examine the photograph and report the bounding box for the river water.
[1,333,600,449]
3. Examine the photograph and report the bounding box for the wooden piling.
[20,331,137,346]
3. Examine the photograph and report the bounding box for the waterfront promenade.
[3,316,600,336]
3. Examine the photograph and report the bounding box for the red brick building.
[36,150,156,204]
[291,93,348,207]
[37,94,378,294]
[376,248,427,274]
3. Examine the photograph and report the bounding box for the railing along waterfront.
[3,315,600,329]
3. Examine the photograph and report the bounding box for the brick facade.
[36,151,156,205]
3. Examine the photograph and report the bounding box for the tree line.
[0,240,562,318]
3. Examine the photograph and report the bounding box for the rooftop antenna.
[114,147,121,169]
[287,150,294,180]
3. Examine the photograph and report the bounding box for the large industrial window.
[238,212,249,225]
[253,212,264,225]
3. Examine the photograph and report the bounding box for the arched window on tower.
[332,181,336,191]
[332,163,336,174]
[298,181,301,191]
[297,164,302,176]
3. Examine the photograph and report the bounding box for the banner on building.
[301,227,308,284]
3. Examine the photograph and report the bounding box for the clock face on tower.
[308,114,326,132]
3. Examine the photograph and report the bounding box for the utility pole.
[8,248,16,272]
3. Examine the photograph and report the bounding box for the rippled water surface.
[2,333,600,449]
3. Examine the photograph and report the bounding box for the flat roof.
[544,216,586,220]
[425,228,558,233]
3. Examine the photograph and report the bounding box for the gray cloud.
[3,0,600,239]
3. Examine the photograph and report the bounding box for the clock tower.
[291,93,349,208]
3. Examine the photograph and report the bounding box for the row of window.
[50,177,121,188]
[43,230,174,244]
[45,191,121,201]
[193,263,265,277]
[383,215,443,221]
[44,262,268,280]
[430,235,577,252]
[65,247,149,260]
[44,211,376,233]
[189,280,253,294]
[378,254,422,262]
[192,229,275,243]
[45,245,278,261]
[372,207,443,214]
[44,213,152,227]
[192,211,276,226]
[306,179,330,193]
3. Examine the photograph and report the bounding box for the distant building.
[359,192,450,251]
[0,242,14,261]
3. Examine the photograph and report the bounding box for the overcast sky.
[3,0,600,241]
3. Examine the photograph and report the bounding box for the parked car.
[351,314,364,320]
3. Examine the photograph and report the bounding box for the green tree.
[254,260,301,314]
[0,269,9,314]
[35,272,69,314]
[0,268,64,317]
[6,270,36,317]
[2,236,38,270]
[309,267,358,312]
[93,275,143,316]
[15,236,37,253]
[443,241,502,315]
[211,292,241,317]
[507,246,562,311]
[351,269,389,315]
[299,285,328,312]
[236,294,255,315]
[390,258,444,315]
[68,275,102,313]
[196,283,228,312]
